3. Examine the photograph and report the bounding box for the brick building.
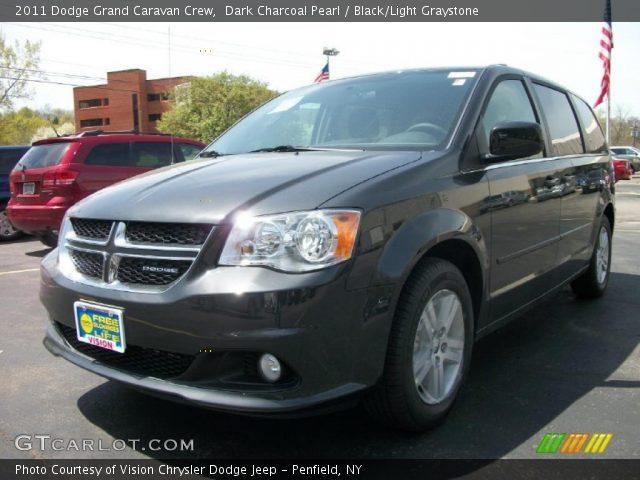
[73,69,186,133]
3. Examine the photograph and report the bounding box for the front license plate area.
[74,301,126,353]
[22,182,35,194]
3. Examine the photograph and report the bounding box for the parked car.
[0,145,30,241]
[7,132,205,247]
[613,157,632,181]
[40,66,614,431]
[610,146,640,172]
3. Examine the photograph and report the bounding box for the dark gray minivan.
[41,65,613,431]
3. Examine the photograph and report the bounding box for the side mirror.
[483,121,544,162]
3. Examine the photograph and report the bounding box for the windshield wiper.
[248,145,319,153]
[199,150,224,158]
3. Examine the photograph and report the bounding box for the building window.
[79,98,103,109]
[103,98,109,106]
[104,118,110,126]
[132,94,139,132]
[80,118,104,127]
[148,113,162,122]
[147,93,168,102]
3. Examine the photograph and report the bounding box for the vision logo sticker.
[536,433,613,454]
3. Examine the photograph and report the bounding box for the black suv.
[0,145,30,241]
[41,66,614,431]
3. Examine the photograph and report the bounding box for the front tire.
[35,231,59,248]
[364,258,474,431]
[571,216,612,298]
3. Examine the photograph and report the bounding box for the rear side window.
[571,95,606,153]
[611,147,636,155]
[84,143,131,166]
[131,142,174,167]
[533,84,583,156]
[0,148,28,175]
[177,143,202,161]
[481,80,538,148]
[15,143,70,170]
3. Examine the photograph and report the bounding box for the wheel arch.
[603,202,614,232]
[373,208,489,329]
[419,239,484,326]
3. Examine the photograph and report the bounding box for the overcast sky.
[2,22,639,117]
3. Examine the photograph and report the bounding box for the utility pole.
[631,123,639,148]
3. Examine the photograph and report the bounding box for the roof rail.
[75,130,172,137]
[76,129,105,137]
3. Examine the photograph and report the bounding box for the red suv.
[7,131,205,247]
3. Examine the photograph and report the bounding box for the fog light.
[258,353,282,383]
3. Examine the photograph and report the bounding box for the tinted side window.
[131,142,174,167]
[481,80,538,149]
[533,84,583,156]
[85,143,131,166]
[177,143,202,161]
[571,95,606,153]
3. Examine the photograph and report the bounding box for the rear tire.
[35,231,59,248]
[0,204,23,242]
[571,216,612,299]
[364,258,474,431]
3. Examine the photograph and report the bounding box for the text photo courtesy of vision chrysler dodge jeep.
[40,66,613,431]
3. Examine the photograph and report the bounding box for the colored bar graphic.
[560,433,575,453]
[598,433,613,453]
[584,433,613,454]
[537,433,566,453]
[573,433,589,453]
[538,433,613,454]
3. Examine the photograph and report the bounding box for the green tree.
[0,33,42,111]
[0,107,47,144]
[156,72,278,142]
[40,106,75,137]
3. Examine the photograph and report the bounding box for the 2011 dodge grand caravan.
[41,66,614,431]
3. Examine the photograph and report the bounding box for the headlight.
[57,215,77,279]
[219,209,361,272]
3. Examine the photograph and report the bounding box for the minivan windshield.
[15,143,71,170]
[203,69,479,156]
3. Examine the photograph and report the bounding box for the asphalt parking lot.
[1,180,639,461]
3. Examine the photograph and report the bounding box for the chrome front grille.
[69,249,104,279]
[70,218,113,241]
[125,222,211,246]
[62,218,214,291]
[116,257,193,286]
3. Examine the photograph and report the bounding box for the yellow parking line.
[0,268,39,276]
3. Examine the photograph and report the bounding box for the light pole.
[631,123,639,148]
[322,47,339,78]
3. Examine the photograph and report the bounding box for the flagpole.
[322,47,340,80]
[606,48,611,145]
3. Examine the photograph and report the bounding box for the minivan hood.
[71,150,422,223]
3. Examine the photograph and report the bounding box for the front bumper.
[40,251,393,415]
[43,323,364,415]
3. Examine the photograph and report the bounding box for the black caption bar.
[1,0,640,22]
[2,459,640,480]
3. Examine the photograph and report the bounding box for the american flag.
[314,63,329,83]
[594,0,613,108]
